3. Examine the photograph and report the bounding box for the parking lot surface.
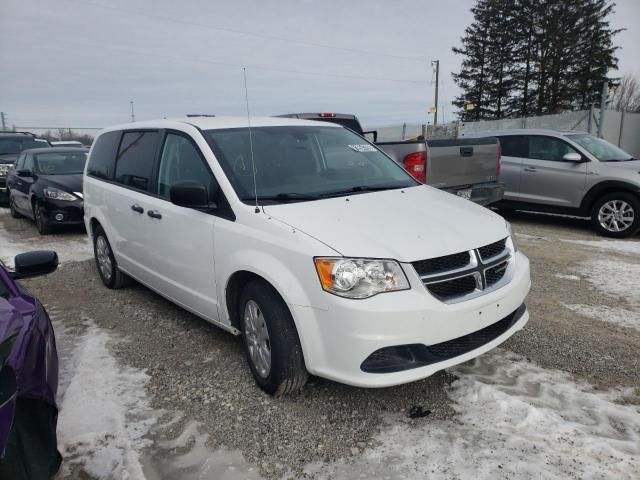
[1,208,639,479]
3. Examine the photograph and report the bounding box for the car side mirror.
[11,251,58,279]
[16,169,32,177]
[170,182,217,210]
[562,152,584,162]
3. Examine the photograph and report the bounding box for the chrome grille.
[413,237,512,303]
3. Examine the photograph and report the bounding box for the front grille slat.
[412,237,511,303]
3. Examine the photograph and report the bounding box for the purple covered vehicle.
[0,250,60,479]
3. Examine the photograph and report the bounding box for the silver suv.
[481,129,639,238]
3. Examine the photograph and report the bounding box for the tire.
[92,225,130,289]
[9,196,22,219]
[239,280,308,396]
[33,203,51,235]
[590,192,640,238]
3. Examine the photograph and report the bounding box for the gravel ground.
[2,208,639,478]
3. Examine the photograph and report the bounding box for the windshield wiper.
[250,192,320,203]
[320,185,404,198]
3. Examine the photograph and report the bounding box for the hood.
[38,174,83,193]
[602,159,640,173]
[263,185,509,262]
[0,154,17,165]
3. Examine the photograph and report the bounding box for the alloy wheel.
[244,299,272,378]
[96,236,113,281]
[598,200,635,233]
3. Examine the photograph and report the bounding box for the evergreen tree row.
[452,0,621,121]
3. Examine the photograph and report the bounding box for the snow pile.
[578,258,640,307]
[554,273,580,281]
[561,238,640,257]
[563,304,640,332]
[304,350,640,479]
[0,221,93,266]
[57,321,156,480]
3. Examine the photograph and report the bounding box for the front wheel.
[239,280,308,396]
[34,203,50,235]
[9,196,22,219]
[591,193,640,238]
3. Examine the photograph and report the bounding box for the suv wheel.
[9,197,21,219]
[591,193,640,238]
[239,280,308,396]
[93,226,130,289]
[33,203,50,235]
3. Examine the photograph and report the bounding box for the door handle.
[147,210,162,219]
[131,204,144,214]
[523,167,537,172]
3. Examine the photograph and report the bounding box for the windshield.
[567,134,634,162]
[34,151,87,175]
[204,126,417,202]
[0,137,50,155]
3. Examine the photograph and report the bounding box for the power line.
[63,0,427,62]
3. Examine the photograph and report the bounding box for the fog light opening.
[55,213,64,221]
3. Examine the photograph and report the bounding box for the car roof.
[99,116,343,134]
[463,128,589,137]
[23,147,87,154]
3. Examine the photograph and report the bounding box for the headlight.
[44,188,77,201]
[0,164,10,176]
[314,257,410,299]
[506,221,518,252]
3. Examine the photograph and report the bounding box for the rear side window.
[499,136,527,158]
[87,131,121,179]
[114,131,159,191]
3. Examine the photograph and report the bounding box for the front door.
[518,135,588,208]
[141,131,219,321]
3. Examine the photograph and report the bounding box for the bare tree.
[610,75,640,112]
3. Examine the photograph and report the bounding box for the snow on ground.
[563,304,640,332]
[0,213,93,266]
[54,317,260,480]
[304,349,640,480]
[578,258,640,307]
[57,319,155,479]
[561,238,640,257]
[515,233,548,242]
[554,273,580,281]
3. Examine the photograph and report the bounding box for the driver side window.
[23,154,34,171]
[157,133,218,201]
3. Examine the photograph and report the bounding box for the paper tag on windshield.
[348,144,377,152]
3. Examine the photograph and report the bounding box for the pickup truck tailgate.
[426,138,499,188]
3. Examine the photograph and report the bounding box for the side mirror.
[362,130,378,143]
[170,182,217,210]
[562,152,584,163]
[11,251,58,279]
[16,169,32,177]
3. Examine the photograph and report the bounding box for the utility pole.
[0,112,6,131]
[598,80,608,138]
[432,60,440,126]
[130,101,136,123]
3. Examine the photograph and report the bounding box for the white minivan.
[83,116,531,395]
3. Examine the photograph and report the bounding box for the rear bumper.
[446,182,504,206]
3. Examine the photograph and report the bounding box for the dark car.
[6,148,87,234]
[0,132,52,205]
[0,250,60,479]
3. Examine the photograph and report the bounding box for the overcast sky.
[1,0,638,131]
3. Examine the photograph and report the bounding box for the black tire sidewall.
[34,203,50,235]
[9,196,20,218]
[591,193,640,238]
[238,281,305,395]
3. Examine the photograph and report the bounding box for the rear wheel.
[591,192,640,238]
[93,226,130,289]
[239,280,308,396]
[33,203,50,235]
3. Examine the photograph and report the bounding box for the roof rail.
[0,131,38,137]
[185,114,216,118]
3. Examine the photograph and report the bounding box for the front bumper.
[40,198,84,225]
[292,251,530,388]
[446,182,504,206]
[0,178,7,204]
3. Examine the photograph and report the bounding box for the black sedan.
[6,148,87,235]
